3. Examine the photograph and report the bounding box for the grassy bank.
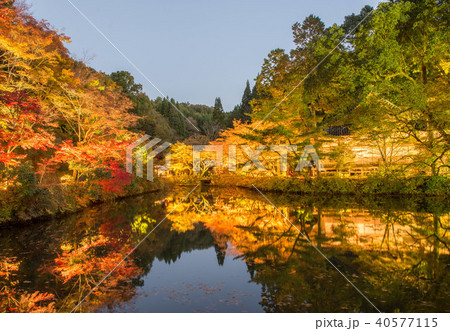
[0,177,167,224]
[208,173,450,197]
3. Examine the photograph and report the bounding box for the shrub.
[425,176,450,196]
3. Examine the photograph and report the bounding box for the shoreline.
[208,174,450,197]
[1,174,448,226]
[0,179,170,227]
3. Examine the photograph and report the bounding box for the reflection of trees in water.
[156,223,215,264]
[331,210,357,244]
[166,188,449,312]
[0,188,448,312]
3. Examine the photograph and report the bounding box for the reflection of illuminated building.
[313,211,417,250]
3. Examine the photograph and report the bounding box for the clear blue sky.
[26,0,380,111]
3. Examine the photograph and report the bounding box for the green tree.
[155,98,186,139]
[239,80,253,123]
[350,0,449,176]
[226,80,256,128]
[109,71,175,142]
[213,97,225,125]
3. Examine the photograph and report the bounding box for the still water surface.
[1,187,449,312]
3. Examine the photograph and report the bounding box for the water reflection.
[0,187,448,312]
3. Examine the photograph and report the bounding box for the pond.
[0,186,449,313]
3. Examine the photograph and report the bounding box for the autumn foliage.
[0,257,55,313]
[0,91,55,166]
[0,2,145,220]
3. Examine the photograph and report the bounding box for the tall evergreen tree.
[213,97,225,124]
[251,83,258,100]
[240,80,252,123]
[226,80,256,127]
